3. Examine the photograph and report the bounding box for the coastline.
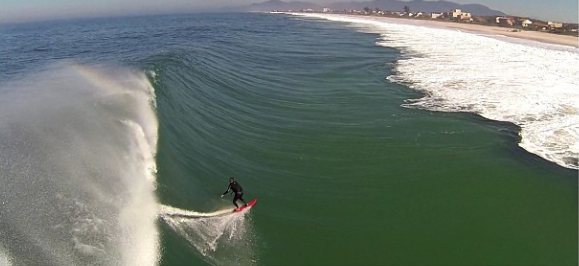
[286,11,579,170]
[426,19,579,48]
[290,13,579,48]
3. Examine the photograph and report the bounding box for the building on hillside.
[431,12,444,19]
[548,21,563,29]
[450,9,472,21]
[322,8,331,13]
[521,19,533,27]
[532,21,549,30]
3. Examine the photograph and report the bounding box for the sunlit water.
[292,13,579,170]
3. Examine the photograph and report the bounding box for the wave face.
[291,13,579,170]
[1,12,576,266]
[0,64,160,266]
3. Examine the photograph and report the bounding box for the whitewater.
[0,63,160,266]
[159,205,258,266]
[290,13,579,170]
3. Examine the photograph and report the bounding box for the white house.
[431,12,444,19]
[430,12,444,18]
[521,19,533,27]
[450,9,472,21]
[548,21,563,28]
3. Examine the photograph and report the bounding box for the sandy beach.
[428,19,579,48]
[298,13,579,48]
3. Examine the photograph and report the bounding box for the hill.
[237,0,507,16]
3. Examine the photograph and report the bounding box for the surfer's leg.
[232,194,240,208]
[239,193,247,206]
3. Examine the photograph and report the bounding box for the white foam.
[159,204,257,265]
[160,204,233,218]
[0,63,161,265]
[117,120,160,266]
[289,13,579,170]
[0,246,13,266]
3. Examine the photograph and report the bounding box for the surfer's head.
[229,177,235,183]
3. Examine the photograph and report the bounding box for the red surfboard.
[233,199,257,213]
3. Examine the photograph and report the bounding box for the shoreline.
[290,13,579,48]
[424,19,579,48]
[286,11,579,170]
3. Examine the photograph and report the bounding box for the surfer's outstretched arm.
[220,184,232,197]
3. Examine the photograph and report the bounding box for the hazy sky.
[1,0,577,24]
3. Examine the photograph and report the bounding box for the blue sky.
[1,0,577,24]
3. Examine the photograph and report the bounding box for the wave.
[0,63,160,265]
[159,204,258,266]
[288,13,579,170]
[160,204,234,218]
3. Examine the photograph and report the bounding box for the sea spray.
[0,63,160,266]
[160,205,258,266]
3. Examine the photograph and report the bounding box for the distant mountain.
[329,0,506,16]
[237,0,321,12]
[238,0,507,16]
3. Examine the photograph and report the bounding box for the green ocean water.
[147,14,577,266]
[0,13,576,266]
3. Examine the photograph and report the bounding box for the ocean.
[0,12,577,266]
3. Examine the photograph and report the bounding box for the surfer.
[221,177,248,209]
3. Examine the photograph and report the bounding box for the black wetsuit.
[222,181,247,208]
